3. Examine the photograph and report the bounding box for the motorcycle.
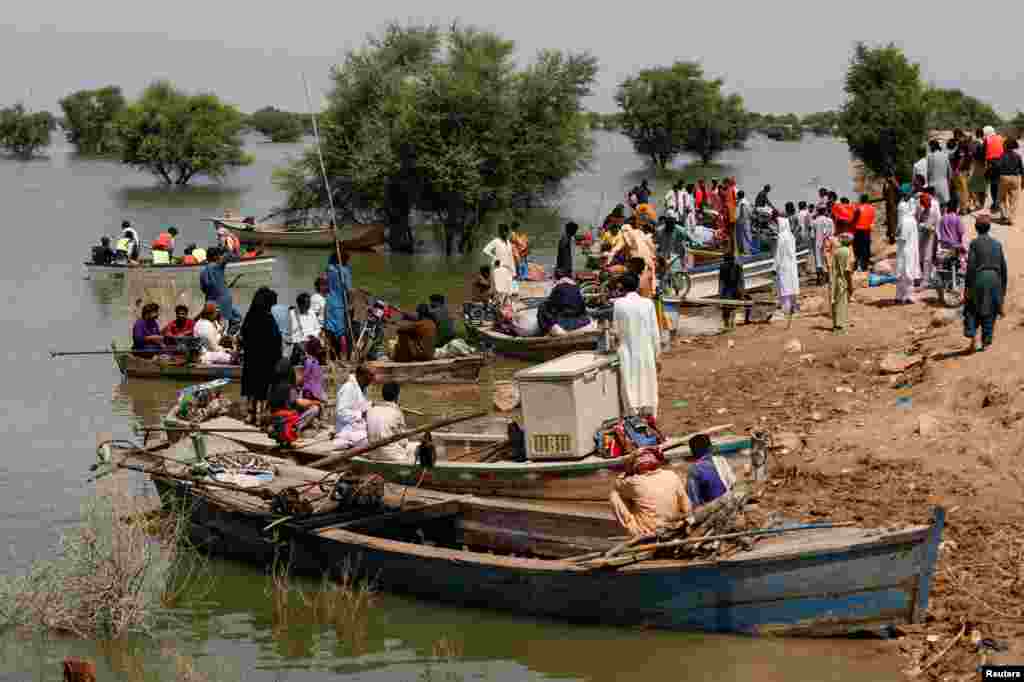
[931,247,965,308]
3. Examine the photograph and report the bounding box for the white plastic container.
[513,351,620,460]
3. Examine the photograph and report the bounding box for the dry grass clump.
[0,492,203,639]
[268,557,377,655]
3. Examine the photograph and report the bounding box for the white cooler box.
[514,351,621,460]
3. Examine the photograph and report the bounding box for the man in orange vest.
[852,194,876,272]
[984,125,1005,214]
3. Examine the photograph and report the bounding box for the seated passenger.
[393,304,437,362]
[193,303,235,364]
[162,304,195,338]
[132,303,165,358]
[427,294,456,347]
[333,365,374,449]
[91,236,115,265]
[537,268,594,336]
[267,358,321,446]
[365,382,418,463]
[609,449,690,537]
[683,433,737,509]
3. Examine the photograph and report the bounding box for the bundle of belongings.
[594,414,665,458]
[174,379,232,423]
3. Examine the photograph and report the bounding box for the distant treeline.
[587,87,1018,143]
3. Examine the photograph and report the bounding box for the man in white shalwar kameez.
[681,187,696,229]
[333,366,374,449]
[918,189,940,287]
[774,213,800,327]
[811,206,834,285]
[613,273,662,418]
[895,197,921,303]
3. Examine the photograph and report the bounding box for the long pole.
[302,73,343,264]
[308,410,488,470]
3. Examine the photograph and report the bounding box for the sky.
[2,0,1021,118]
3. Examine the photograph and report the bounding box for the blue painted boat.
[134,436,944,637]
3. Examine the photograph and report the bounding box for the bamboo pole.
[308,410,488,470]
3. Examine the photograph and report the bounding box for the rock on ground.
[784,339,803,353]
[917,414,940,437]
[879,352,924,375]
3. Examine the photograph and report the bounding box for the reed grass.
[267,556,377,655]
[0,491,205,639]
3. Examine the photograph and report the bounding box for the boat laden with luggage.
[103,434,946,637]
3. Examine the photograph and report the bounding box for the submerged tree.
[0,104,55,159]
[275,23,597,254]
[616,61,749,168]
[58,86,126,155]
[838,42,927,182]
[115,81,251,185]
[247,106,305,143]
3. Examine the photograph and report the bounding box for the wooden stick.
[308,410,488,470]
[139,427,270,434]
[907,622,966,678]
[577,522,858,565]
[52,349,187,357]
[659,424,735,453]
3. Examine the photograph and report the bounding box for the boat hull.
[119,354,483,383]
[151,472,943,637]
[84,256,275,280]
[116,355,241,380]
[474,327,601,361]
[348,435,753,501]
[212,219,386,250]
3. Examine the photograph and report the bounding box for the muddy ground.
[657,219,1024,679]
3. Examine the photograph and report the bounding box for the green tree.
[839,42,928,182]
[616,61,749,168]
[248,106,305,143]
[115,81,251,185]
[58,86,126,155]
[802,111,839,136]
[275,23,597,254]
[922,88,1000,131]
[0,104,55,159]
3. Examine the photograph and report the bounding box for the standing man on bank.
[557,221,578,276]
[963,214,1008,353]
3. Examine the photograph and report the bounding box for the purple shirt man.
[938,211,964,251]
[132,317,162,357]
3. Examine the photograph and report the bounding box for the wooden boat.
[122,354,484,384]
[209,218,387,251]
[201,415,755,502]
[470,325,601,361]
[120,435,946,636]
[115,353,240,380]
[84,254,275,280]
[663,247,811,308]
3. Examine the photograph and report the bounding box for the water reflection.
[111,184,248,211]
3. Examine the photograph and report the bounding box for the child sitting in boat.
[267,358,321,446]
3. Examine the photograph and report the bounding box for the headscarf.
[630,448,665,475]
[983,125,996,137]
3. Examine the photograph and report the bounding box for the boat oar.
[138,426,272,435]
[308,410,488,470]
[658,423,735,453]
[51,349,188,357]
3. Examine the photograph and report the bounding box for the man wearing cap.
[684,433,737,509]
[609,449,690,536]
[963,213,1008,353]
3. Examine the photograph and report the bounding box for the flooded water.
[0,132,901,681]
